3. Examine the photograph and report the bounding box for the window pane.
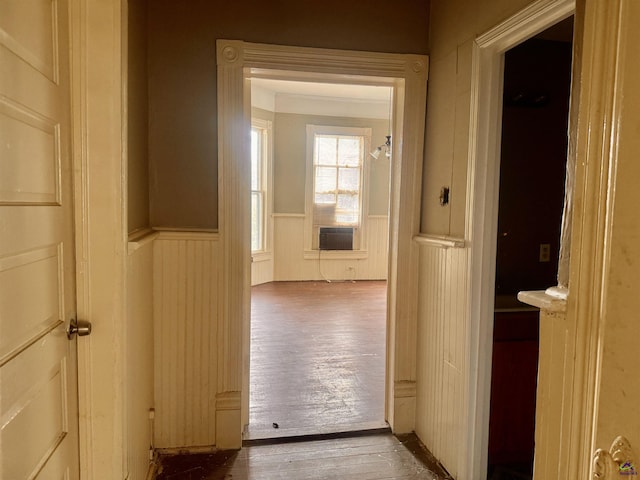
[338,167,360,191]
[312,132,364,229]
[338,137,361,166]
[314,166,337,194]
[251,192,262,251]
[337,193,359,212]
[316,136,337,165]
[314,193,335,204]
[336,213,358,225]
[251,129,260,190]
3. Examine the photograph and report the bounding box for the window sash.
[251,191,263,252]
[251,126,267,252]
[312,134,363,227]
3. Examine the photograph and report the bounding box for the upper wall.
[273,113,390,216]
[128,0,149,233]
[148,0,430,229]
[421,0,542,236]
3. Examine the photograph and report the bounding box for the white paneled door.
[0,0,81,478]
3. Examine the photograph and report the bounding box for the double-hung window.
[305,125,371,252]
[313,134,363,226]
[251,121,270,253]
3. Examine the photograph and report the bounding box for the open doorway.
[216,40,427,448]
[246,77,393,440]
[487,16,574,480]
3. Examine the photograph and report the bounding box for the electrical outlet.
[539,243,551,262]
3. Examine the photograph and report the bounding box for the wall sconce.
[370,135,392,159]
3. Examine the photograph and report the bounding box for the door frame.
[216,41,428,448]
[70,0,129,476]
[464,0,575,477]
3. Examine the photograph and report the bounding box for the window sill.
[303,249,368,260]
[251,251,272,263]
[517,289,567,313]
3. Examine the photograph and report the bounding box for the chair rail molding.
[217,39,428,447]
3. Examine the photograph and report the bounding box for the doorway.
[463,0,575,477]
[487,16,574,480]
[216,40,428,448]
[246,77,393,440]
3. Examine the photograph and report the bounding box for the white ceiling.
[250,78,392,120]
[251,78,392,102]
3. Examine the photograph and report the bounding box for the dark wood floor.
[247,281,387,440]
[155,281,453,480]
[156,432,453,480]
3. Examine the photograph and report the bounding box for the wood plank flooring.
[248,281,387,440]
[156,432,453,480]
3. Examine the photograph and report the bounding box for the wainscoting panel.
[153,232,220,449]
[273,215,388,281]
[126,232,156,479]
[415,243,470,479]
[251,254,273,286]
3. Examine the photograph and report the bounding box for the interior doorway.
[487,16,574,480]
[246,77,393,440]
[216,40,428,448]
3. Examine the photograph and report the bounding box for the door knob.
[67,318,92,339]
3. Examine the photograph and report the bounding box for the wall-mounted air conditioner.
[318,227,353,251]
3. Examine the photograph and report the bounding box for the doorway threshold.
[243,422,391,447]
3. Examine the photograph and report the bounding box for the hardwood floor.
[155,281,452,480]
[156,432,453,480]
[247,281,387,440]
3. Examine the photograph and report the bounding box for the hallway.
[247,281,387,440]
[156,432,452,479]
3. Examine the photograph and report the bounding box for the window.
[313,134,363,227]
[305,125,371,252]
[251,121,270,253]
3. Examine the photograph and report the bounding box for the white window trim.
[304,124,371,256]
[251,118,273,257]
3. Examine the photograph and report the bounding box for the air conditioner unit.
[318,227,354,251]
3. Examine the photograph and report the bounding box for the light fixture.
[370,87,393,159]
[370,135,392,159]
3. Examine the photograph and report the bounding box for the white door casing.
[70,0,128,477]
[0,0,80,477]
[464,0,575,478]
[216,41,428,447]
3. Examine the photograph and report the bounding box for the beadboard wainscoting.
[153,231,220,449]
[127,231,157,479]
[415,240,470,479]
[273,215,389,281]
[251,252,273,286]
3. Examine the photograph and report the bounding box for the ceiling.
[251,78,392,102]
[250,78,392,119]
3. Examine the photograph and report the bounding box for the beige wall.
[147,0,429,229]
[421,0,539,236]
[592,0,640,455]
[127,0,149,234]
[252,107,274,124]
[273,113,390,215]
